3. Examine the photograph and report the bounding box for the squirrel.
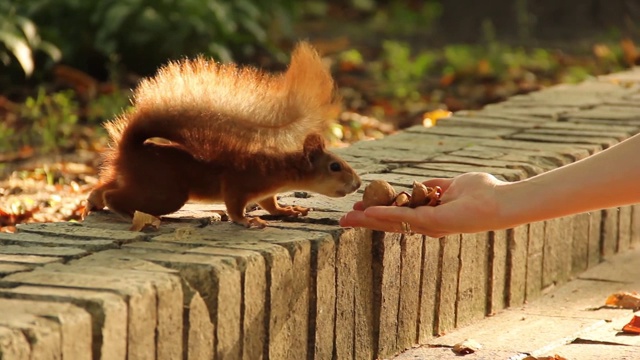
[84,42,362,227]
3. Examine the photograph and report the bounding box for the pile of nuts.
[362,180,442,209]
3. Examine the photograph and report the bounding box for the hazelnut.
[362,180,396,208]
[392,191,411,207]
[409,181,429,208]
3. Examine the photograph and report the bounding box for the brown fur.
[86,42,361,227]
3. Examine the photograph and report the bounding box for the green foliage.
[0,122,16,153]
[86,89,132,124]
[442,44,478,75]
[10,0,298,76]
[370,0,442,36]
[21,88,79,152]
[375,40,437,98]
[0,2,60,77]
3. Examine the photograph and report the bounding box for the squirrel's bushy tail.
[106,42,339,166]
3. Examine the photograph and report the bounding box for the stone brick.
[451,145,572,168]
[520,127,630,142]
[258,234,316,360]
[601,208,619,257]
[479,138,595,159]
[571,213,591,275]
[632,205,640,246]
[413,163,527,182]
[435,235,460,335]
[430,154,546,177]
[16,222,147,244]
[334,228,374,359]
[396,233,423,351]
[456,232,489,328]
[542,217,573,288]
[0,264,32,276]
[564,105,640,121]
[3,266,160,360]
[482,103,579,118]
[617,205,633,252]
[83,249,236,360]
[507,226,528,307]
[0,298,92,360]
[214,242,292,360]
[187,246,265,360]
[149,224,322,360]
[371,231,401,357]
[0,325,30,359]
[0,313,61,359]
[581,212,601,270]
[0,245,86,259]
[407,124,517,138]
[0,285,128,360]
[310,233,337,360]
[351,230,375,360]
[69,253,185,360]
[489,230,508,314]
[539,121,638,136]
[417,237,440,343]
[434,115,537,129]
[0,232,117,252]
[526,222,544,300]
[183,286,214,360]
[508,132,617,149]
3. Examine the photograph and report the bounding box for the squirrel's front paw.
[235,216,269,228]
[272,205,311,217]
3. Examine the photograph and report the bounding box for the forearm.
[498,133,640,226]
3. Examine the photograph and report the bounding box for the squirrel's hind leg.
[83,180,119,219]
[257,196,311,217]
[102,186,188,219]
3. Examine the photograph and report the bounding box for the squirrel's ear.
[303,133,326,162]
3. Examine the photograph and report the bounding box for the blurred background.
[0,0,639,229]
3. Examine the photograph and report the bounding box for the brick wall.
[1,69,640,359]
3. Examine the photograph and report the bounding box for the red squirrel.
[85,42,362,227]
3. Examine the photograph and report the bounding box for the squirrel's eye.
[329,162,342,172]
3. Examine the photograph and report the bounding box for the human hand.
[339,172,507,238]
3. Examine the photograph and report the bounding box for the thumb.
[421,178,454,192]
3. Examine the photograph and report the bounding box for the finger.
[363,205,427,224]
[421,178,454,192]
[339,211,406,233]
[352,201,365,211]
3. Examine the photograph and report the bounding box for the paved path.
[392,247,640,359]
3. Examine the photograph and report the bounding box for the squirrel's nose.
[352,177,362,191]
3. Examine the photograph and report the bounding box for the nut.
[392,191,411,207]
[409,181,429,208]
[362,180,396,209]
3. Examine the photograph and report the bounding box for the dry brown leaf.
[605,291,640,310]
[622,315,640,335]
[130,211,161,231]
[422,109,452,127]
[523,356,568,360]
[452,339,482,355]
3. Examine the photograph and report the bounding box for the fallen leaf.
[622,315,640,335]
[130,211,161,231]
[422,109,452,127]
[605,291,640,310]
[452,339,482,355]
